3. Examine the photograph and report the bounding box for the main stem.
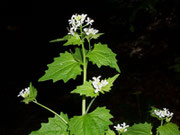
[82,42,87,115]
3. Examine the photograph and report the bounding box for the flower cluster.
[114,122,129,133]
[154,108,173,118]
[68,13,98,36]
[83,28,99,35]
[17,87,30,98]
[92,76,108,93]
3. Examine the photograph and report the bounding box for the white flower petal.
[17,87,30,98]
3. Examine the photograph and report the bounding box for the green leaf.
[64,34,82,46]
[105,129,116,135]
[29,83,37,99]
[103,74,120,92]
[149,106,162,120]
[60,112,69,124]
[39,51,82,83]
[87,43,120,72]
[85,33,104,40]
[157,122,180,135]
[71,74,119,97]
[71,81,98,98]
[91,33,104,39]
[30,113,69,135]
[22,83,37,104]
[69,107,113,135]
[49,34,82,46]
[123,122,152,135]
[49,35,71,43]
[72,47,83,63]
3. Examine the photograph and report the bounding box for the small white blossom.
[92,76,101,93]
[17,87,30,98]
[68,27,76,36]
[68,27,75,35]
[80,14,87,24]
[114,122,129,133]
[85,17,94,25]
[154,108,173,118]
[101,80,108,87]
[114,124,122,131]
[92,76,108,93]
[68,15,75,25]
[83,28,99,35]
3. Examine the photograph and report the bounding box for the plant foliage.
[87,43,120,72]
[39,51,82,83]
[69,107,113,135]
[30,113,69,135]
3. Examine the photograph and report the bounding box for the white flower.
[166,112,174,117]
[92,76,101,93]
[101,80,108,87]
[85,17,94,25]
[68,27,75,35]
[114,124,122,131]
[80,14,87,24]
[83,28,99,35]
[17,87,30,98]
[114,122,129,133]
[68,13,88,35]
[163,108,174,117]
[67,13,99,36]
[83,28,89,34]
[69,14,86,26]
[92,76,108,93]
[68,15,75,26]
[154,108,173,118]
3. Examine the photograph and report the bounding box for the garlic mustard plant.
[18,13,180,135]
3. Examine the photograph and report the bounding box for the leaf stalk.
[33,100,68,125]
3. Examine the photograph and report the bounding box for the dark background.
[0,0,180,134]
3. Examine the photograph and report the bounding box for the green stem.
[80,26,87,115]
[86,97,96,114]
[33,100,68,125]
[87,39,91,51]
[161,119,163,126]
[82,42,87,115]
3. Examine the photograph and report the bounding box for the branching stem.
[86,97,96,114]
